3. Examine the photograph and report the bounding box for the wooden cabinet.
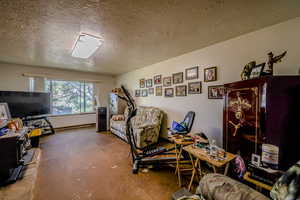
[223,76,300,170]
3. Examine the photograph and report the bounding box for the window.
[45,80,94,115]
[28,77,35,92]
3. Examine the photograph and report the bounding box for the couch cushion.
[110,120,126,133]
[124,107,129,120]
[132,106,162,128]
[270,160,300,200]
[111,115,125,121]
[196,173,270,200]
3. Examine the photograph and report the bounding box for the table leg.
[212,166,217,173]
[196,158,202,180]
[176,145,183,187]
[224,162,230,176]
[175,144,179,174]
[188,155,199,191]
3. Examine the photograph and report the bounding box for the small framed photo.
[249,63,265,79]
[142,89,148,97]
[139,79,145,88]
[0,103,11,120]
[251,154,261,167]
[175,85,187,96]
[154,75,162,85]
[148,88,154,95]
[188,81,202,94]
[208,85,224,99]
[204,66,217,82]
[163,76,172,87]
[0,103,11,128]
[155,86,162,96]
[186,66,199,80]
[164,88,174,97]
[173,72,184,84]
[146,79,153,88]
[135,90,140,97]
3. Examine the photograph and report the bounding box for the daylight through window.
[45,80,94,115]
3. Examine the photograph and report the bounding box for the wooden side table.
[183,144,236,191]
[168,135,194,187]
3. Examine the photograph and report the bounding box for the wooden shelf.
[242,134,263,144]
[243,172,273,191]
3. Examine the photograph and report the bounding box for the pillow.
[124,107,129,119]
[111,115,125,121]
[270,160,300,200]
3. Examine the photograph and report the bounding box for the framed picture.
[163,76,172,87]
[155,86,162,96]
[142,89,148,97]
[139,79,145,88]
[173,72,184,84]
[0,103,11,128]
[148,88,154,95]
[186,66,199,80]
[0,103,11,120]
[135,90,141,97]
[204,66,217,82]
[154,75,162,85]
[188,81,202,94]
[176,85,187,96]
[146,79,153,88]
[164,88,174,97]
[249,63,265,79]
[251,154,261,167]
[208,85,224,99]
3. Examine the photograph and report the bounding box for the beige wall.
[116,17,300,146]
[0,63,115,128]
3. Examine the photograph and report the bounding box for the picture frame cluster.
[135,66,224,99]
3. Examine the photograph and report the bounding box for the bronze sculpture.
[266,51,287,75]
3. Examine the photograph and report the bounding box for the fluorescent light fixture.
[72,33,103,59]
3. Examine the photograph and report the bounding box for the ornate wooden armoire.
[223,76,300,170]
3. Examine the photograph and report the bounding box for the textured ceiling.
[0,0,299,75]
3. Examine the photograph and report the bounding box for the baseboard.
[54,123,96,132]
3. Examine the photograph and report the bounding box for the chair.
[169,111,195,135]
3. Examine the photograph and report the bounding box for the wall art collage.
[135,66,224,99]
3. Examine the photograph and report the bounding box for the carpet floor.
[33,127,179,200]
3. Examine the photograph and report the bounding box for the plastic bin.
[30,136,40,147]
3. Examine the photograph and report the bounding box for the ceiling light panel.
[72,33,103,59]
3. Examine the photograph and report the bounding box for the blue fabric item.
[171,121,187,132]
[0,128,8,136]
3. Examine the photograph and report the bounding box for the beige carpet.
[33,127,179,200]
[0,148,41,200]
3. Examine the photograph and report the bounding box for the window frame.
[45,79,95,116]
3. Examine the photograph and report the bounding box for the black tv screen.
[0,91,51,118]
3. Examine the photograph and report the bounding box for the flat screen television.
[0,91,51,118]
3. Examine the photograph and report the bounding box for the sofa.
[110,106,163,149]
[195,173,269,200]
[175,159,300,200]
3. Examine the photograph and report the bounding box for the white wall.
[49,113,97,128]
[0,63,115,128]
[116,17,300,146]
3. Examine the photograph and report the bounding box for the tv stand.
[23,116,55,135]
[0,128,28,185]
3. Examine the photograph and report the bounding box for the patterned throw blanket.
[176,160,300,200]
[271,161,300,200]
[195,173,269,200]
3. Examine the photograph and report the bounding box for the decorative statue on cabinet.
[265,51,287,75]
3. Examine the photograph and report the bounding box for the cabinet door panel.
[224,86,260,163]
